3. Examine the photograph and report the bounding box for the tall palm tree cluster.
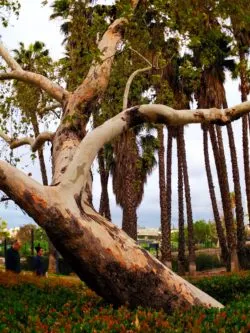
[2,0,249,274]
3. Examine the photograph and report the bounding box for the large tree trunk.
[1,102,249,311]
[0,160,223,312]
[161,127,173,268]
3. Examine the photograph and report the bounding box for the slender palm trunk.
[161,127,173,268]
[177,129,186,275]
[113,132,139,241]
[209,125,239,271]
[122,194,138,240]
[179,127,196,275]
[98,149,111,221]
[239,51,250,225]
[203,126,229,268]
[31,116,48,186]
[157,126,171,267]
[242,115,250,226]
[226,123,246,267]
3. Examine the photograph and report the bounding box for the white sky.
[0,0,248,229]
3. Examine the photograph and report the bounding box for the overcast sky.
[0,0,248,229]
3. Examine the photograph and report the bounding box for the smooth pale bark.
[0,71,67,103]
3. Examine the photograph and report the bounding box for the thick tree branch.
[0,160,48,226]
[0,129,11,144]
[123,48,152,110]
[0,130,54,151]
[60,101,250,193]
[0,70,68,103]
[0,42,22,71]
[0,42,69,103]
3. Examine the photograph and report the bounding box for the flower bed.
[0,271,249,332]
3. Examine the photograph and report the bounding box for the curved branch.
[123,66,151,110]
[0,42,68,103]
[0,42,22,71]
[0,130,54,151]
[60,101,250,193]
[0,129,11,144]
[129,47,152,66]
[0,70,68,103]
[38,102,62,116]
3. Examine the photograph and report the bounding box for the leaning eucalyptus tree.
[1,0,250,312]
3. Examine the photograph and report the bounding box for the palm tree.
[226,122,246,268]
[13,41,52,185]
[13,41,58,272]
[112,130,158,240]
[227,3,250,225]
[192,27,241,271]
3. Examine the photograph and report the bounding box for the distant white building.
[137,228,160,241]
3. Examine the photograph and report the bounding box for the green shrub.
[195,253,223,271]
[192,272,250,304]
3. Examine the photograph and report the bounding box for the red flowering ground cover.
[0,271,249,332]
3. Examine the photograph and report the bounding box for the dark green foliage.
[192,272,250,304]
[195,253,223,271]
